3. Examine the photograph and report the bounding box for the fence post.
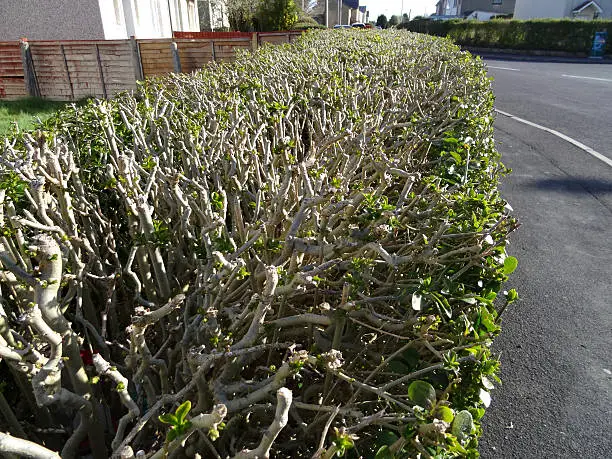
[19,38,40,97]
[252,32,258,52]
[170,41,182,73]
[130,36,144,81]
[60,45,75,101]
[95,44,108,99]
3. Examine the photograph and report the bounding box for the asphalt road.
[478,60,612,458]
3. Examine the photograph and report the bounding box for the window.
[114,0,123,24]
[188,0,196,30]
[492,0,502,4]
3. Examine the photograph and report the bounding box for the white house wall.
[123,0,199,38]
[99,0,130,39]
[515,0,612,19]
[514,0,567,19]
[0,0,106,40]
[116,0,200,39]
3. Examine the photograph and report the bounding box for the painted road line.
[487,66,521,71]
[495,109,612,169]
[561,74,612,83]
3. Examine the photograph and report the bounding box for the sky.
[365,0,438,20]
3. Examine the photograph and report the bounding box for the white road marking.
[561,74,612,83]
[487,65,521,72]
[495,109,612,168]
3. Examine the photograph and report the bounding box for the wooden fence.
[0,32,302,101]
[0,42,26,100]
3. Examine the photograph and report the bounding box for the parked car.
[333,24,352,29]
[351,22,366,29]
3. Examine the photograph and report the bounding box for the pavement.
[478,60,612,458]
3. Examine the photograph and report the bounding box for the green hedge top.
[0,30,517,458]
[400,18,612,54]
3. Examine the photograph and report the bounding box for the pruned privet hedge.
[0,31,518,458]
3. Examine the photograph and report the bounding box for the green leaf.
[208,428,220,441]
[434,405,455,423]
[376,430,399,447]
[175,400,192,424]
[408,380,436,408]
[411,293,422,311]
[167,427,179,442]
[400,348,420,369]
[479,388,491,408]
[503,256,518,275]
[481,376,494,390]
[451,410,474,440]
[388,359,413,374]
[506,288,519,302]
[479,308,498,333]
[158,413,178,425]
[450,151,462,164]
[375,445,395,459]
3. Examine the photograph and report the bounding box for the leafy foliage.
[159,401,193,442]
[376,14,388,29]
[255,0,299,31]
[0,30,518,458]
[400,18,612,55]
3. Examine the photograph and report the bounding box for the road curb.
[464,46,612,64]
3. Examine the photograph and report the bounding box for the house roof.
[359,6,367,13]
[344,0,359,9]
[572,1,603,14]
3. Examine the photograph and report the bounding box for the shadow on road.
[527,177,612,194]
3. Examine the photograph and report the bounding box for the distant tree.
[256,0,299,31]
[388,15,400,27]
[226,0,257,31]
[402,13,409,23]
[376,14,388,29]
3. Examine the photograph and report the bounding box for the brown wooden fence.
[0,42,27,99]
[28,40,139,100]
[0,32,302,101]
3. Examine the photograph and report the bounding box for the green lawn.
[0,98,71,136]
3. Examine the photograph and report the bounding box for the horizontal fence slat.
[1,33,300,100]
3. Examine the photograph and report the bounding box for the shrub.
[400,18,612,55]
[0,30,517,458]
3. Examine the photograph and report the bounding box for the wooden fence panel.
[139,40,174,78]
[176,40,215,73]
[29,42,73,100]
[0,42,26,99]
[212,39,252,63]
[259,33,293,45]
[28,40,138,100]
[0,33,302,101]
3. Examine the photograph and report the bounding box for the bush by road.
[400,19,612,55]
[0,30,517,458]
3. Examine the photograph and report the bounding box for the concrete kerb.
[463,46,612,65]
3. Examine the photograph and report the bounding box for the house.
[310,0,363,26]
[198,0,229,31]
[0,0,200,41]
[514,0,612,20]
[435,0,516,18]
[351,6,369,24]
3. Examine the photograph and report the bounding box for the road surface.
[478,59,612,458]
